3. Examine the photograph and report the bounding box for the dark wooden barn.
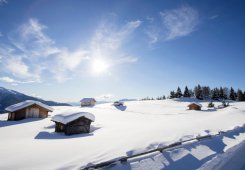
[51,112,95,135]
[187,102,202,110]
[5,100,53,121]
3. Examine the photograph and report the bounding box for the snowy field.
[0,99,245,170]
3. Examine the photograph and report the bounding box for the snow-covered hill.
[0,99,245,170]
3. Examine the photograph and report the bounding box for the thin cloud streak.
[160,5,199,40]
[0,76,37,84]
[145,5,199,43]
[209,15,219,20]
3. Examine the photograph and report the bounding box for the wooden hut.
[5,100,53,121]
[187,102,202,110]
[51,111,95,135]
[80,98,96,107]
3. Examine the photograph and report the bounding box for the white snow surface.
[5,100,53,112]
[199,140,245,170]
[51,111,95,124]
[0,99,245,170]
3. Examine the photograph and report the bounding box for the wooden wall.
[189,105,201,110]
[54,117,92,135]
[8,108,26,120]
[81,101,96,107]
[8,104,49,121]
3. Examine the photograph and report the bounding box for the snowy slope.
[0,99,245,170]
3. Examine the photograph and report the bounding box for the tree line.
[141,95,166,101]
[169,85,245,101]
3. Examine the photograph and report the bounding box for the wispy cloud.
[0,32,3,37]
[51,48,90,82]
[144,25,161,44]
[0,46,41,81]
[0,18,141,83]
[0,76,36,85]
[0,18,60,82]
[115,55,138,64]
[0,0,7,6]
[12,18,60,58]
[160,5,199,40]
[5,57,31,78]
[0,76,16,83]
[209,15,219,20]
[145,5,199,43]
[90,19,141,68]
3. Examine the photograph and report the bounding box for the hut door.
[31,108,39,118]
[26,108,39,118]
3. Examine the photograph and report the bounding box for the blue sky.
[0,0,245,102]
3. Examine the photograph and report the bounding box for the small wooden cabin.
[187,102,202,110]
[80,98,96,107]
[5,100,53,121]
[51,112,95,135]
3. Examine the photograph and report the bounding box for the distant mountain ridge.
[0,87,70,113]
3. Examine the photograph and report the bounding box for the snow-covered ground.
[0,99,245,170]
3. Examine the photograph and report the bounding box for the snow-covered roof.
[5,100,53,112]
[188,102,202,107]
[80,98,96,102]
[51,111,95,124]
[113,101,124,105]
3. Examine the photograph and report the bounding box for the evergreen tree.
[219,87,224,100]
[202,86,211,99]
[229,87,236,100]
[211,88,219,100]
[170,91,176,99]
[183,86,191,97]
[162,95,166,100]
[194,85,203,100]
[237,89,244,101]
[234,91,238,100]
[223,87,229,100]
[189,89,194,97]
[175,87,183,98]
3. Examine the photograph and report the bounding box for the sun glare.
[92,59,109,74]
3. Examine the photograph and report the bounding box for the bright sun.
[91,59,109,74]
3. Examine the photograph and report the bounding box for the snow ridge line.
[81,126,244,170]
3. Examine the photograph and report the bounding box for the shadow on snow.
[35,125,101,140]
[0,118,44,128]
[114,105,127,111]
